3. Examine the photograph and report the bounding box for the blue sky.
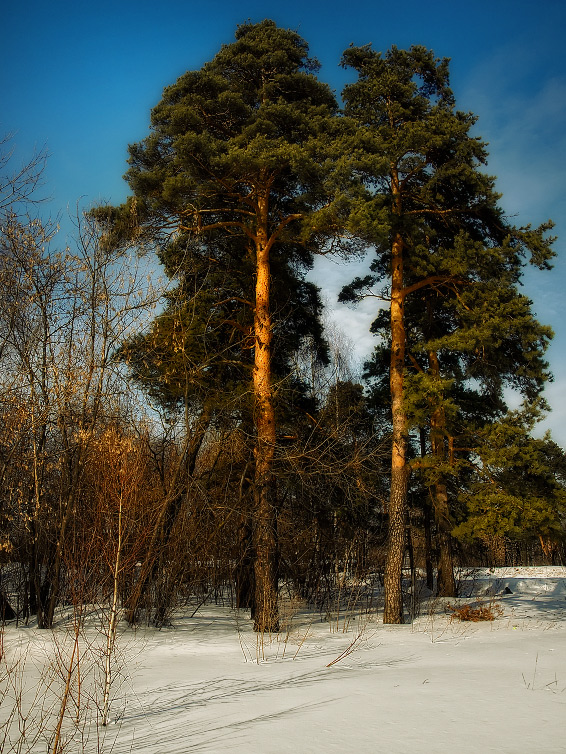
[2,0,565,442]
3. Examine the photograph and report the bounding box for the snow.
[2,567,566,753]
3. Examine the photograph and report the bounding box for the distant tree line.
[1,22,564,631]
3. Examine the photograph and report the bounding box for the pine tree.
[340,45,554,622]
[92,21,349,631]
[453,408,566,563]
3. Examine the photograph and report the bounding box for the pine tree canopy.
[339,44,555,289]
[337,43,558,617]
[341,42,555,418]
[93,20,351,261]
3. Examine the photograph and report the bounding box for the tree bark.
[432,478,456,596]
[419,428,435,591]
[234,461,255,613]
[252,204,279,633]
[0,585,15,621]
[235,515,255,613]
[428,351,456,597]
[383,231,409,624]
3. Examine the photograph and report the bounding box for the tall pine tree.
[93,21,349,632]
[340,45,554,622]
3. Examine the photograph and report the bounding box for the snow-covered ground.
[2,567,565,753]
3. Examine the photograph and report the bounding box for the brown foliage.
[447,600,504,622]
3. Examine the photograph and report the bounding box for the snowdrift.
[459,565,566,597]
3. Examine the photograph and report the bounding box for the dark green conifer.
[340,45,555,621]
[93,21,349,631]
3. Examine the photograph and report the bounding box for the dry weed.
[446,600,504,622]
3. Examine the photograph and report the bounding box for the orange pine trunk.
[252,205,279,633]
[383,231,408,624]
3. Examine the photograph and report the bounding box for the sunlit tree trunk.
[383,230,408,624]
[252,194,279,633]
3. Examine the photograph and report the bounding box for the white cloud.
[308,253,383,368]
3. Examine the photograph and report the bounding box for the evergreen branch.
[407,351,425,373]
[267,213,303,247]
[402,275,466,298]
[179,219,256,242]
[399,159,429,190]
[404,207,465,217]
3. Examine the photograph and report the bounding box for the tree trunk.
[0,585,15,621]
[234,460,255,612]
[252,215,279,633]
[428,351,456,597]
[433,480,456,596]
[44,490,76,628]
[235,515,255,613]
[423,501,435,592]
[419,428,435,591]
[383,232,408,624]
